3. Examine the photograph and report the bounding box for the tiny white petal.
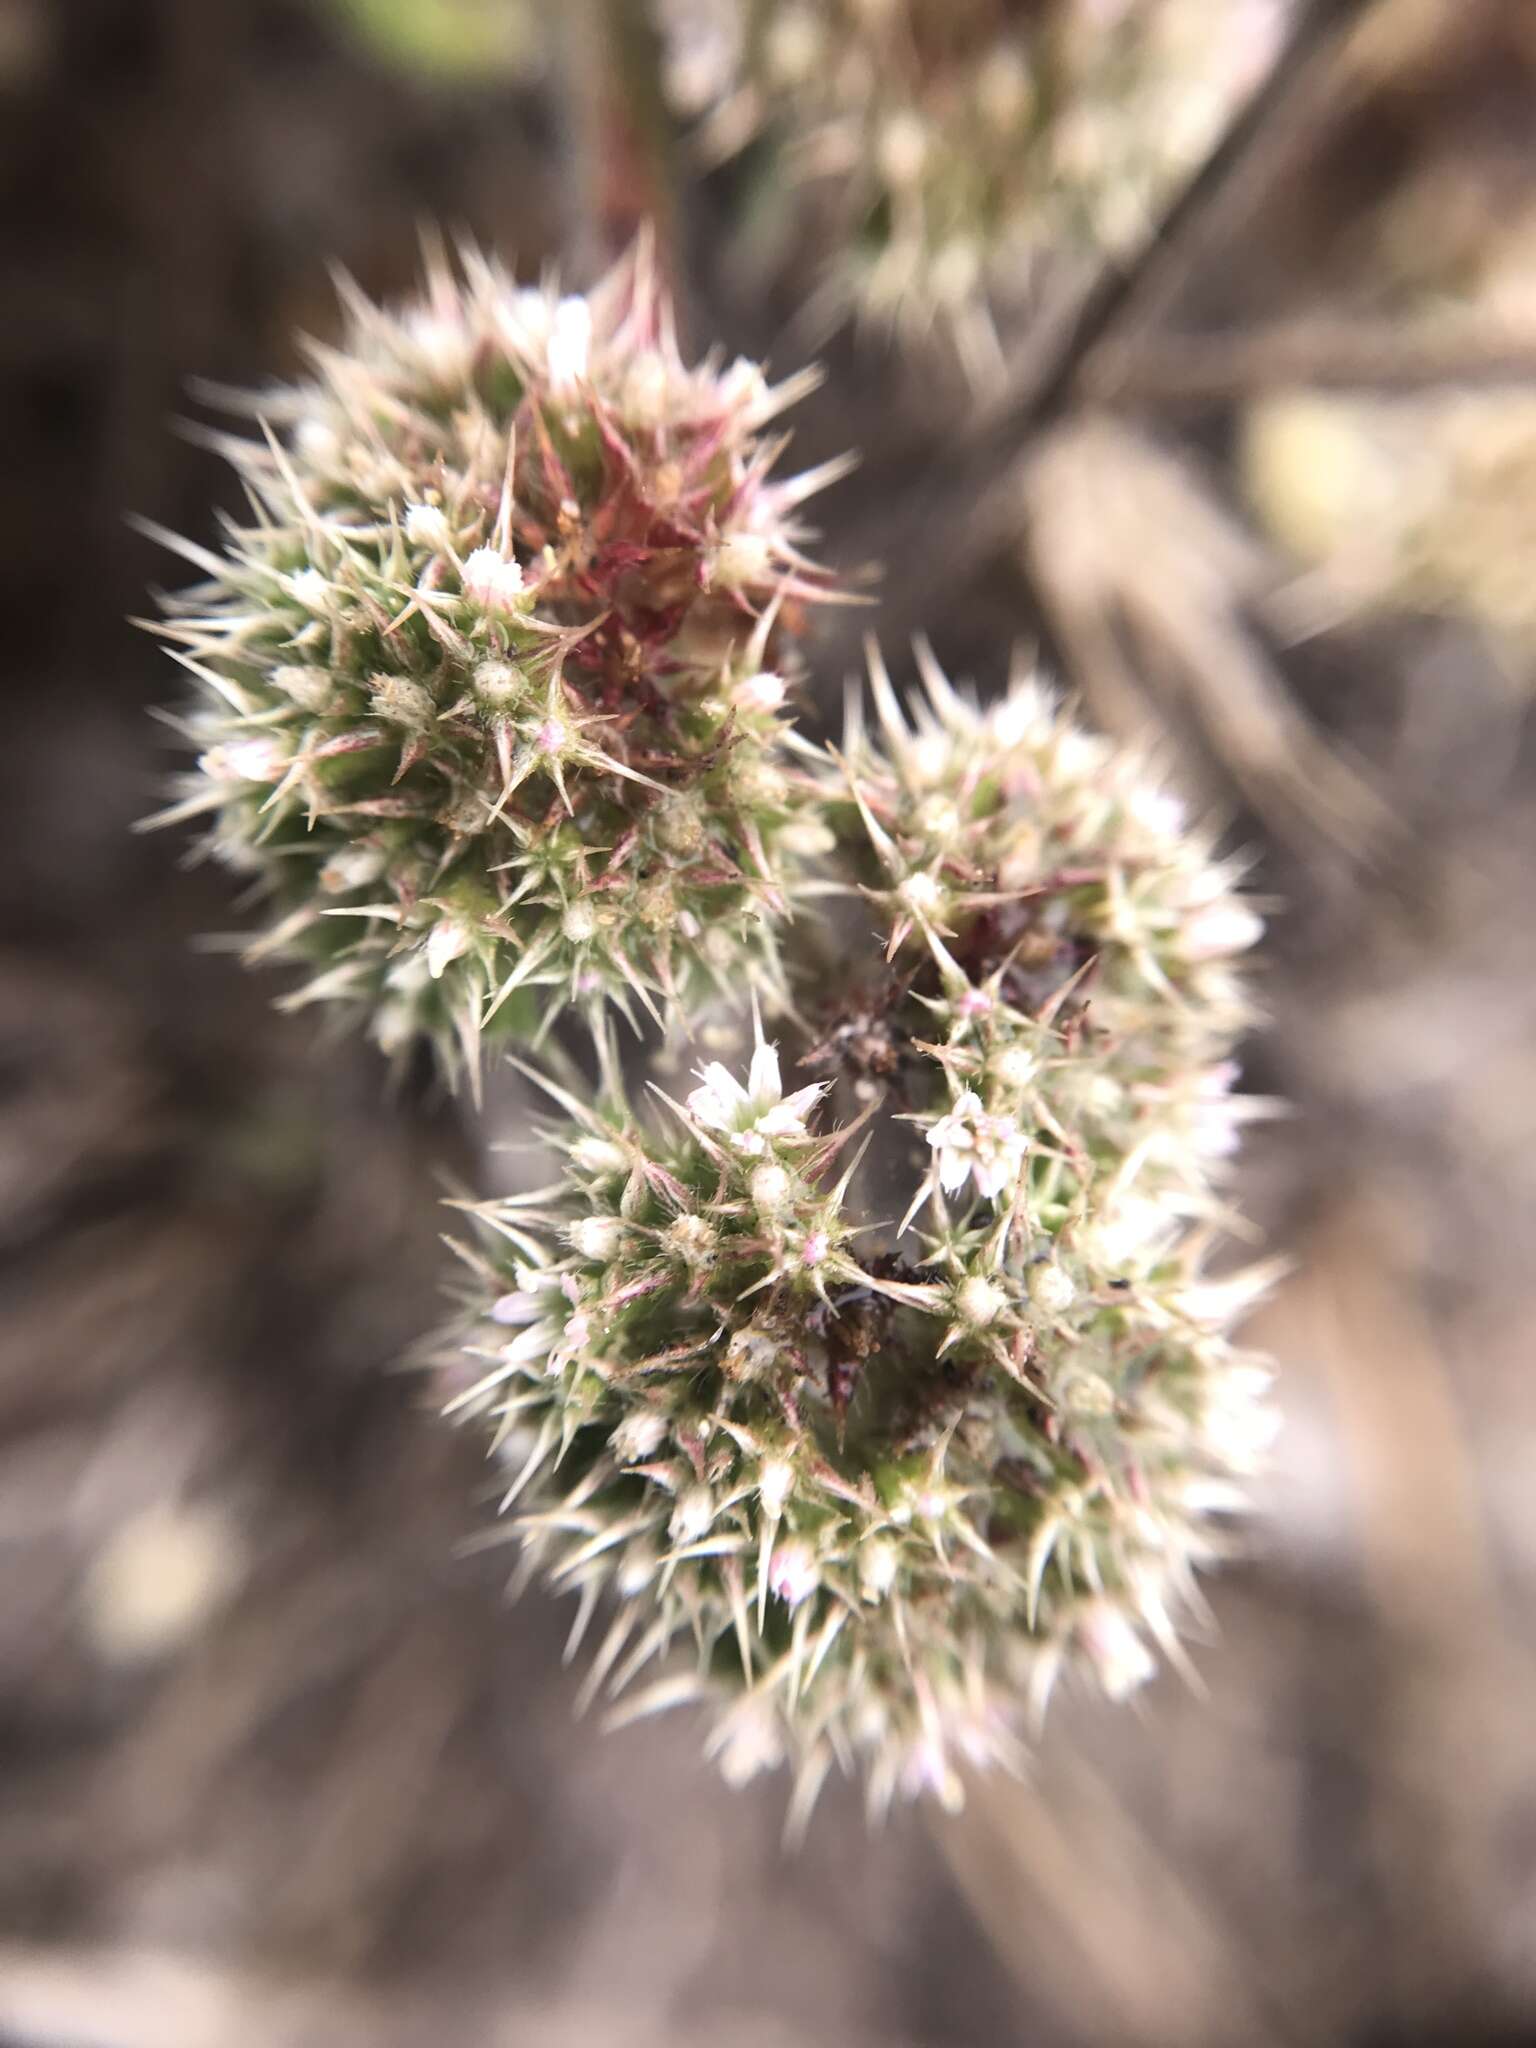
[748,1036,782,1104]
[489,1291,541,1326]
[425,920,470,980]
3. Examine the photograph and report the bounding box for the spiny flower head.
[656,0,1291,375]
[436,650,1274,1823]
[145,237,845,1081]
[823,642,1262,1246]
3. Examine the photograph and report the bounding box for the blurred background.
[3,1,1536,2042]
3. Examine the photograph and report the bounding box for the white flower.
[686,1034,824,1157]
[900,1736,963,1813]
[615,1539,659,1596]
[546,295,592,392]
[731,669,787,715]
[719,356,769,418]
[767,1539,820,1608]
[1051,728,1104,783]
[1170,1263,1276,1328]
[489,1288,541,1326]
[709,1701,785,1788]
[1188,1060,1243,1158]
[1125,784,1187,840]
[669,1485,715,1545]
[777,818,836,858]
[859,1539,898,1603]
[1200,1366,1279,1473]
[286,567,330,610]
[425,918,471,980]
[925,1091,1029,1203]
[1077,1602,1157,1701]
[709,530,773,591]
[906,732,954,786]
[369,673,435,728]
[294,417,339,464]
[485,1266,587,1376]
[1091,1188,1174,1268]
[319,845,386,894]
[987,686,1047,750]
[758,1458,795,1519]
[461,545,525,612]
[202,738,283,783]
[400,308,471,379]
[1179,900,1263,961]
[611,1410,668,1463]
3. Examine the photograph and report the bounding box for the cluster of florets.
[656,0,1289,371]
[438,649,1273,1819]
[1244,388,1536,671]
[147,240,842,1080]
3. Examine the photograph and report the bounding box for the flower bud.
[859,1539,899,1603]
[758,1458,795,1519]
[404,502,450,549]
[750,1163,793,1215]
[1027,1262,1075,1315]
[612,1410,669,1463]
[460,545,525,612]
[571,1134,628,1175]
[571,1215,623,1262]
[955,1275,1007,1327]
[669,1485,715,1545]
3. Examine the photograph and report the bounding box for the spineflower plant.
[435,645,1276,1825]
[143,237,844,1083]
[144,228,1274,1823]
